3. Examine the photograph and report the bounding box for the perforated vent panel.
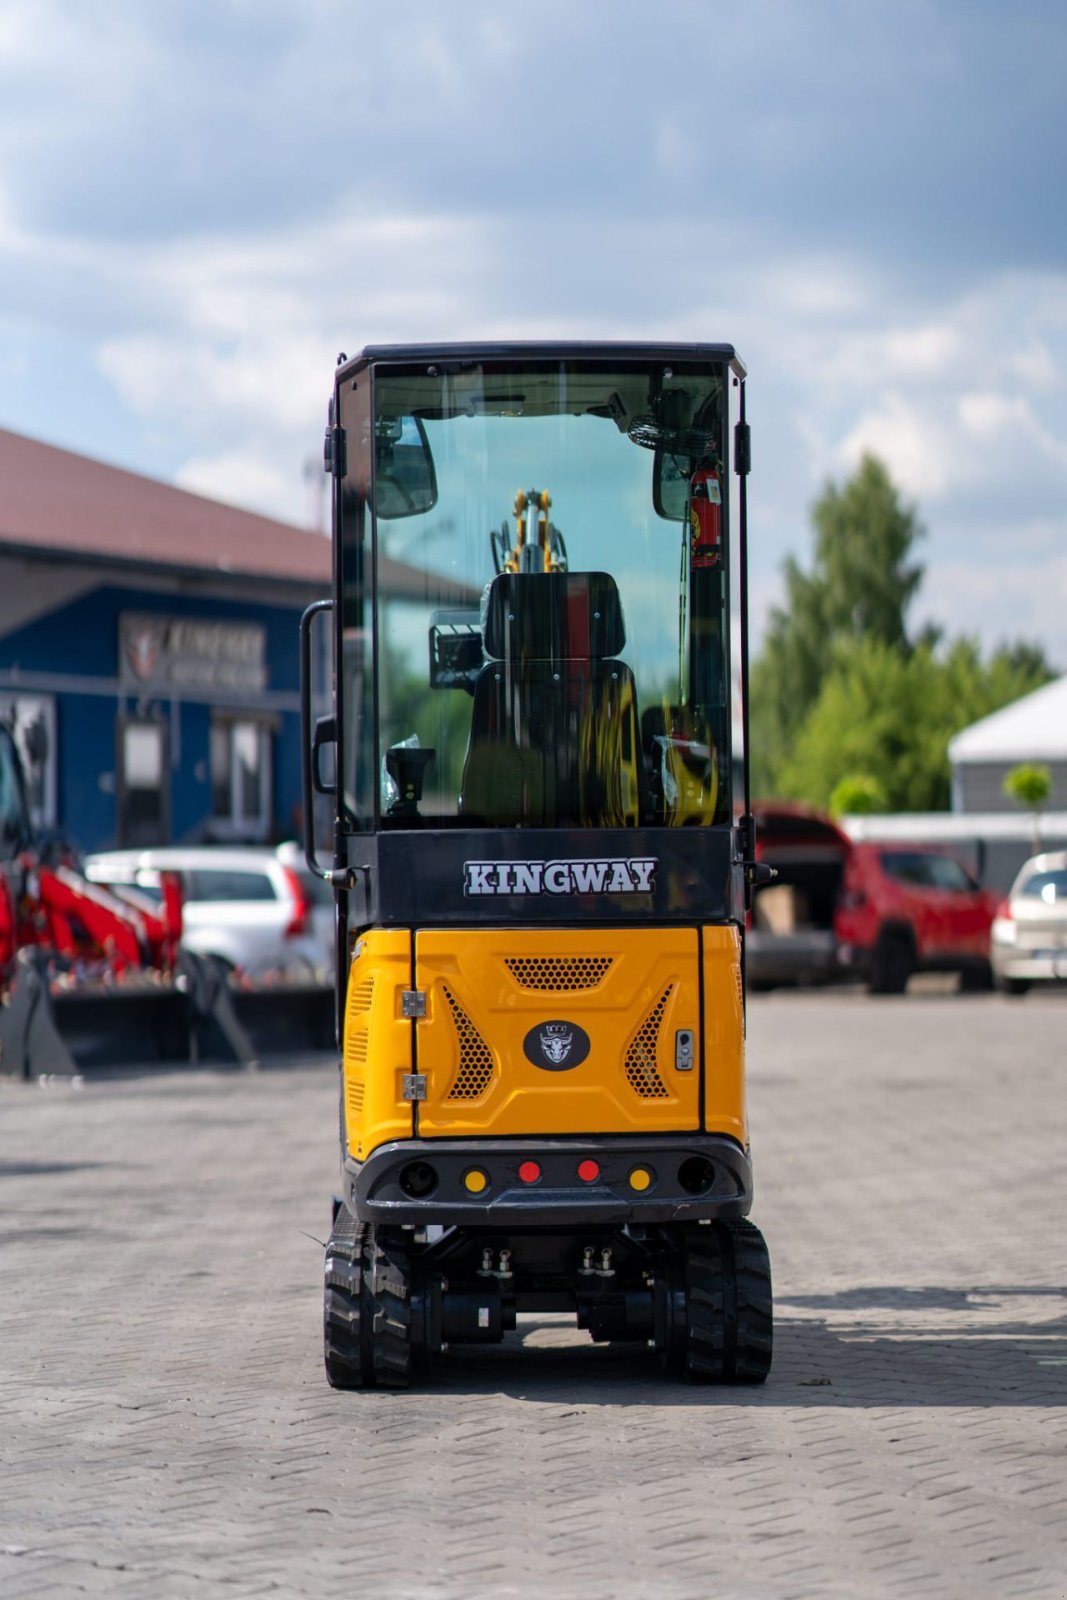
[442,986,495,1099]
[504,956,613,991]
[345,1078,365,1118]
[625,986,673,1098]
[346,1029,368,1064]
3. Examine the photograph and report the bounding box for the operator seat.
[460,571,641,828]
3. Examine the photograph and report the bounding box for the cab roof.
[339,340,745,382]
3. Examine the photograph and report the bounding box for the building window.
[0,693,56,831]
[210,716,272,840]
[118,719,169,846]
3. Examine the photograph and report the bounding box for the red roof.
[0,427,331,587]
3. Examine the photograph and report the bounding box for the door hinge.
[402,1073,427,1102]
[401,989,426,1018]
[734,420,751,476]
[324,423,347,478]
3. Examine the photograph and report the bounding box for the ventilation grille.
[442,986,495,1099]
[504,956,613,991]
[345,976,374,1073]
[349,976,375,1013]
[625,986,673,1098]
[345,1078,366,1119]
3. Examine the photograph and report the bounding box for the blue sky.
[1,0,1065,660]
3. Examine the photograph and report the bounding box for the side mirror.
[374,414,437,519]
[652,448,691,521]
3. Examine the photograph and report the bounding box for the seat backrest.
[461,572,640,827]
[481,570,626,663]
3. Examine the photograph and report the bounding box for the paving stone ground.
[1,986,1065,1599]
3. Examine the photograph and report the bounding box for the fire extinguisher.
[689,468,721,568]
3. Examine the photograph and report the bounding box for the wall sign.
[119,613,268,693]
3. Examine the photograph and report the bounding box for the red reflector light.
[518,1160,541,1185]
[577,1159,600,1183]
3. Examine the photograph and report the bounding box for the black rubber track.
[682,1219,773,1384]
[680,1225,729,1381]
[365,1228,414,1389]
[323,1204,367,1390]
[717,1218,773,1383]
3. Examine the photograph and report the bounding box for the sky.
[1,0,1065,663]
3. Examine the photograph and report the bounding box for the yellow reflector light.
[628,1166,653,1193]
[463,1168,489,1195]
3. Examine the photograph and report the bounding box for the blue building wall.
[0,578,307,853]
[56,693,118,848]
[3,582,301,680]
[172,698,213,840]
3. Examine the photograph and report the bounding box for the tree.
[1003,762,1053,852]
[750,454,924,796]
[775,635,1054,813]
[829,773,887,818]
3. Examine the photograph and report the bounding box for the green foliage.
[774,635,1054,813]
[1003,762,1053,810]
[829,773,887,817]
[751,452,1057,810]
[751,454,924,797]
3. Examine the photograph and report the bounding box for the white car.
[82,845,332,981]
[990,850,1067,996]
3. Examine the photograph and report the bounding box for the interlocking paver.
[1,990,1065,1598]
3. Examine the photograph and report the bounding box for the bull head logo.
[539,1022,573,1066]
[523,1018,590,1072]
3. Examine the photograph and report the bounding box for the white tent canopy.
[948,674,1067,764]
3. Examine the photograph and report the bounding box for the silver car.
[990,850,1067,995]
[83,845,332,981]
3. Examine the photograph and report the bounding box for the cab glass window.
[924,855,977,892]
[188,868,277,902]
[343,358,733,832]
[880,851,929,886]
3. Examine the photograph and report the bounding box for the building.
[948,674,1067,814]
[0,427,332,853]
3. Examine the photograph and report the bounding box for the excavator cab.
[301,343,772,1386]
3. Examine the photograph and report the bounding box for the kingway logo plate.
[463,857,657,897]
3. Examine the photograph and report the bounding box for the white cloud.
[918,549,1067,662]
[838,393,955,499]
[958,390,1067,468]
[175,448,318,526]
[83,223,1067,674]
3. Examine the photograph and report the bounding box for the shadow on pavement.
[414,1284,1067,1408]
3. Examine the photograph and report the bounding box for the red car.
[747,805,998,994]
[834,842,997,993]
